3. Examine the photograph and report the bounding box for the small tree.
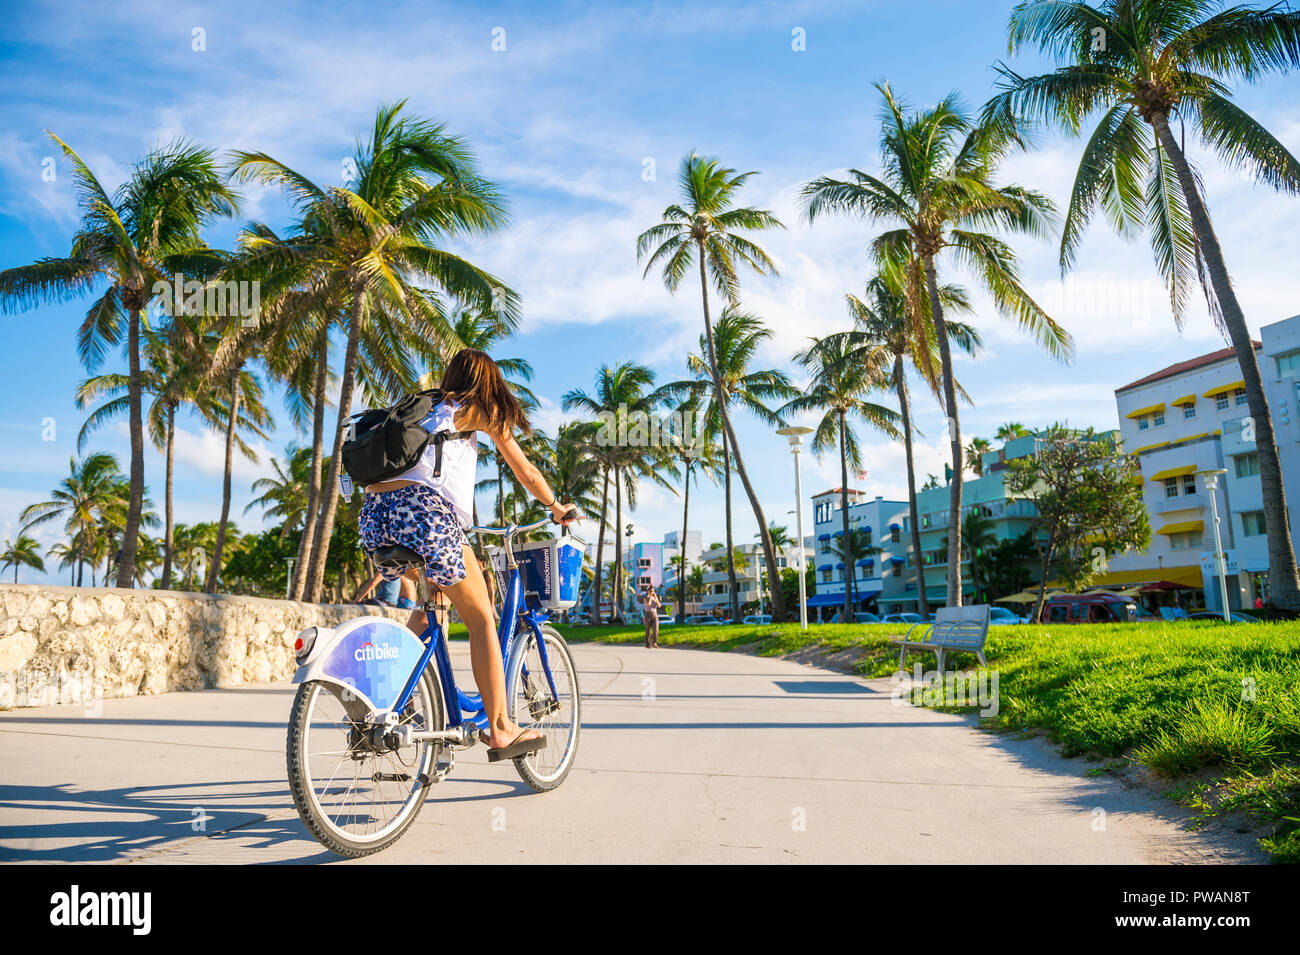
[1007,426,1149,622]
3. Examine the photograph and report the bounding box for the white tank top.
[388,398,477,527]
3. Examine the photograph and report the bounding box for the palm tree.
[231,102,517,602]
[1,535,45,583]
[984,0,1300,610]
[829,527,880,613]
[246,446,313,541]
[942,510,999,604]
[802,82,1071,606]
[0,138,238,586]
[965,437,993,477]
[563,362,667,624]
[637,152,789,622]
[667,394,721,623]
[996,421,1029,441]
[840,270,982,616]
[664,308,798,622]
[784,333,902,623]
[203,342,272,594]
[19,453,124,586]
[759,523,796,611]
[46,539,81,584]
[74,318,219,589]
[686,564,707,612]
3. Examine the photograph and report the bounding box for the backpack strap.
[429,430,476,478]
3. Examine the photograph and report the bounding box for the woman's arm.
[490,426,580,525]
[354,571,382,603]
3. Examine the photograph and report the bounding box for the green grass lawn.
[554,618,1300,861]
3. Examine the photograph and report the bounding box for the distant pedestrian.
[641,584,662,648]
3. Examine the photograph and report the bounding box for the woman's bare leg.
[438,543,539,748]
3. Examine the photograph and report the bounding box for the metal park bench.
[896,605,991,671]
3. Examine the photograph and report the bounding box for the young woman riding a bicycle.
[358,348,580,761]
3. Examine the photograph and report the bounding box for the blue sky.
[2,0,1298,584]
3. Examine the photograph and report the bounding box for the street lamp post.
[777,426,815,630]
[285,557,296,600]
[1200,468,1231,622]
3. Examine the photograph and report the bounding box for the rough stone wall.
[0,584,409,708]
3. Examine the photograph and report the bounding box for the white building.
[808,489,912,619]
[1109,314,1300,610]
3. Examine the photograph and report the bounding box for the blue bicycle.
[285,515,583,857]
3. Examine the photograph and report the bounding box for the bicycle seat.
[371,544,425,574]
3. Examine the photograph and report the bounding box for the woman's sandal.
[480,729,547,762]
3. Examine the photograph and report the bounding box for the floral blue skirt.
[359,484,467,587]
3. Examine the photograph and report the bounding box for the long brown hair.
[440,348,531,436]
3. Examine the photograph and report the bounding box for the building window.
[1164,477,1179,499]
[891,526,900,543]
[638,557,651,568]
[1242,511,1267,537]
[1182,474,1196,496]
[819,539,830,554]
[638,575,652,587]
[1169,531,1204,550]
[1278,349,1300,377]
[921,515,930,529]
[1183,403,1196,419]
[1235,452,1260,478]
[1138,415,1150,431]
[1234,388,1248,407]
[821,568,831,583]
[1153,410,1165,426]
[1215,393,1230,411]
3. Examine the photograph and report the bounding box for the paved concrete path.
[0,643,1258,864]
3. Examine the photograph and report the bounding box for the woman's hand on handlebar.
[550,501,581,526]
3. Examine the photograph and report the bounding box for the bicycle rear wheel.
[286,669,443,857]
[506,623,580,791]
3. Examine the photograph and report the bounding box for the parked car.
[988,606,1026,625]
[742,614,773,625]
[656,613,675,625]
[684,614,721,625]
[1043,592,1139,623]
[881,612,924,625]
[853,612,881,624]
[1188,611,1260,624]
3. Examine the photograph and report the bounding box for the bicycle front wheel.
[507,623,580,792]
[286,669,443,857]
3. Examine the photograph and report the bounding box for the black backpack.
[341,388,475,488]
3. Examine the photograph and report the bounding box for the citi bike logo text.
[151,273,261,326]
[595,403,708,453]
[890,663,1000,717]
[354,641,400,662]
[50,885,151,935]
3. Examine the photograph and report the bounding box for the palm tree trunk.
[306,287,365,602]
[678,458,691,623]
[896,356,928,616]
[116,306,145,588]
[292,332,328,600]
[924,254,963,607]
[206,364,241,593]
[497,455,506,523]
[614,468,624,622]
[1153,116,1300,611]
[161,403,176,589]
[593,467,609,624]
[722,431,739,621]
[695,246,787,621]
[839,411,854,623]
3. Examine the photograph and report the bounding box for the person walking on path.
[641,584,662,648]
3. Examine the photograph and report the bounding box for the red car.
[1043,592,1139,624]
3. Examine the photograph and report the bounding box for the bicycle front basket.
[514,535,586,610]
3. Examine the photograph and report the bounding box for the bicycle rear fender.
[291,615,427,716]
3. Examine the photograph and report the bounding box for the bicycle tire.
[286,668,443,857]
[506,623,580,792]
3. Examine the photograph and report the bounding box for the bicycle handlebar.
[467,509,580,538]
